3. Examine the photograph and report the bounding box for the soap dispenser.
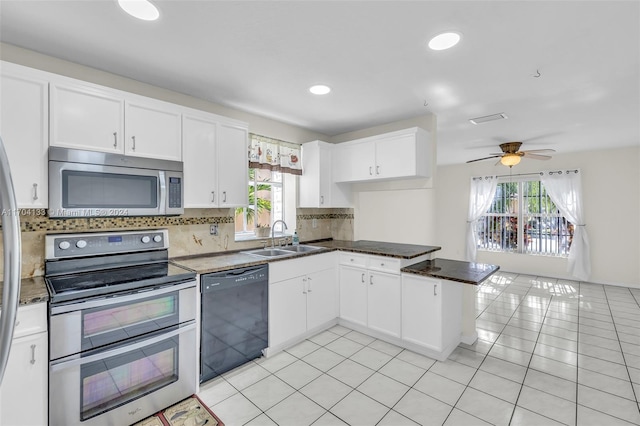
[292,231,299,246]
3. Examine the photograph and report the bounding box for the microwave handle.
[159,171,167,214]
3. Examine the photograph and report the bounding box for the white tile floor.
[198,272,640,425]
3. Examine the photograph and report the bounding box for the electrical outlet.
[312,218,318,228]
[210,224,218,236]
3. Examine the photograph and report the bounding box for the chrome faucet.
[271,220,288,247]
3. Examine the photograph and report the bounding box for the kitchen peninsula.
[173,239,499,361]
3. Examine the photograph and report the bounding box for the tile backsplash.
[0,208,354,278]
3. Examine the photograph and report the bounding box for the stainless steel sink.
[281,245,323,253]
[243,245,323,258]
[242,248,295,258]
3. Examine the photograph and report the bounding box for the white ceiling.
[1,1,638,165]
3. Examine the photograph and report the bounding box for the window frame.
[235,168,292,241]
[477,176,573,257]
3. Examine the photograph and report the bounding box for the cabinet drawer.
[270,252,336,283]
[367,256,401,274]
[13,303,47,338]
[339,252,369,268]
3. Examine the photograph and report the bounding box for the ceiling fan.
[466,142,555,167]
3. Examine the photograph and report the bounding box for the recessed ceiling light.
[118,0,160,21]
[309,85,331,95]
[428,32,461,51]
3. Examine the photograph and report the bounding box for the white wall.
[330,114,439,245]
[0,43,328,144]
[435,146,640,288]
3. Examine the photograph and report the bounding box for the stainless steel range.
[44,229,197,426]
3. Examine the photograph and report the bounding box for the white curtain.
[541,170,591,281]
[466,176,498,261]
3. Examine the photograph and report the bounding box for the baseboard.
[460,331,478,345]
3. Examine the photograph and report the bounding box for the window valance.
[248,134,302,175]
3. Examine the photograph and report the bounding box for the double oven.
[44,229,197,426]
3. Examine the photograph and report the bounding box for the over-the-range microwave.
[48,146,184,218]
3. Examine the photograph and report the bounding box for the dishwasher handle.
[201,266,269,293]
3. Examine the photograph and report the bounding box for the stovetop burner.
[44,230,196,304]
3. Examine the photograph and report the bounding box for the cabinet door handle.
[369,166,373,175]
[211,191,215,203]
[223,191,227,203]
[302,277,307,294]
[434,284,438,296]
[30,344,36,365]
[370,275,374,285]
[113,132,118,148]
[376,165,380,175]
[32,183,38,201]
[361,273,365,283]
[307,276,312,292]
[320,195,324,205]
[131,135,136,151]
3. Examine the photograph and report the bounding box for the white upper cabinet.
[182,110,248,208]
[333,140,374,182]
[333,127,431,183]
[0,62,49,208]
[50,81,124,153]
[299,140,351,208]
[182,113,217,207]
[124,98,182,161]
[51,78,182,161]
[216,122,248,207]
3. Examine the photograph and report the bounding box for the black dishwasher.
[200,265,269,383]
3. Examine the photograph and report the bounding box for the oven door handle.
[50,280,196,315]
[50,322,195,371]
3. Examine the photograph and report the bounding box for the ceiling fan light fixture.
[117,0,160,21]
[500,153,521,167]
[428,32,462,51]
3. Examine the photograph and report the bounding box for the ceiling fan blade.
[466,155,501,164]
[522,153,552,160]
[521,149,556,154]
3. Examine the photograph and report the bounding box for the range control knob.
[153,235,162,243]
[141,236,151,244]
[58,241,71,250]
[76,240,87,249]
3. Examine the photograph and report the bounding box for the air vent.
[469,113,508,125]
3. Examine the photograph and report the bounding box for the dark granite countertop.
[172,246,333,275]
[401,258,500,285]
[0,276,49,307]
[311,240,441,259]
[172,240,442,274]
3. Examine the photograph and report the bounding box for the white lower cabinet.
[269,275,308,347]
[367,271,401,338]
[401,274,463,357]
[0,303,48,426]
[338,265,367,327]
[339,257,401,338]
[267,250,466,362]
[306,268,340,330]
[268,253,338,352]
